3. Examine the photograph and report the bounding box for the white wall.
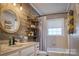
[68,4,79,55]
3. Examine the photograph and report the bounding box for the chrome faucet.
[9,36,16,46]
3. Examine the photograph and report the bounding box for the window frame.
[47,18,64,36]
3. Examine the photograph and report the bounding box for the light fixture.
[13,3,16,6]
[20,4,22,11]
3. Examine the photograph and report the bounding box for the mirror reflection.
[0,10,20,33]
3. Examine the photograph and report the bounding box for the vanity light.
[20,4,22,11]
[20,6,22,11]
[13,3,16,6]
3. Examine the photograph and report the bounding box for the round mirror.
[0,9,20,33]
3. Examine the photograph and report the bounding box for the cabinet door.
[7,51,19,56]
[35,43,39,55]
[21,46,34,56]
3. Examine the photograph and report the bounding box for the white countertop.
[0,42,37,55]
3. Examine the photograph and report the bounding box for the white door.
[46,18,67,50]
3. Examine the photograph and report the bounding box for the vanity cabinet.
[21,46,35,56]
[0,42,38,56]
[6,47,34,56]
[8,46,35,56]
[21,43,39,56]
[5,44,36,56]
[8,51,20,56]
[34,43,39,55]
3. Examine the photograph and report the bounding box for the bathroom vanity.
[0,42,38,56]
[0,4,39,56]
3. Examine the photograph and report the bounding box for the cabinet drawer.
[8,51,19,56]
[21,46,34,56]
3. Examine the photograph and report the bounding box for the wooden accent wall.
[0,3,39,40]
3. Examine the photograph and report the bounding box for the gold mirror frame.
[0,8,20,33]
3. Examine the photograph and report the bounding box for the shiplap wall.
[0,3,39,41]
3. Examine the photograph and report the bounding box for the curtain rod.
[37,12,68,17]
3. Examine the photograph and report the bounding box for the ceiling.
[30,3,70,15]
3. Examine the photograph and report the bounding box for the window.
[48,28,62,35]
[47,18,64,36]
